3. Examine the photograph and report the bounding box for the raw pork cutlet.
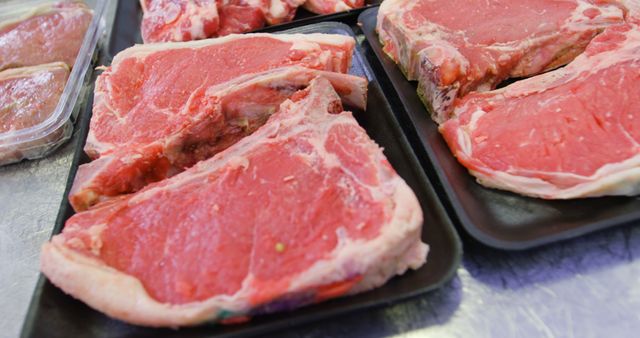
[0,62,69,164]
[41,76,427,327]
[377,0,626,122]
[0,1,93,71]
[440,24,640,199]
[140,0,219,43]
[70,33,356,211]
[303,0,365,15]
[70,67,366,211]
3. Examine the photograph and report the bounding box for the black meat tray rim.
[358,7,640,250]
[20,18,462,338]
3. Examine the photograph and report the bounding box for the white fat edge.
[268,1,287,20]
[184,2,218,41]
[565,0,625,28]
[111,33,353,68]
[455,127,473,158]
[288,180,425,293]
[0,62,68,80]
[466,109,486,132]
[0,2,58,30]
[42,242,252,326]
[202,67,367,110]
[469,152,640,198]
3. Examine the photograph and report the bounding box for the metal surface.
[2,2,640,337]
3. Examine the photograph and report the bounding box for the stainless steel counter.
[1,3,639,335]
[2,131,639,338]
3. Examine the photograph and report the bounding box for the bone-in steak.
[377,0,626,122]
[439,24,640,198]
[41,77,427,327]
[69,33,355,211]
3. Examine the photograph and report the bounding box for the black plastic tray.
[110,0,380,50]
[359,7,640,250]
[21,19,461,338]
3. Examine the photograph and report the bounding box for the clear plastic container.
[0,0,109,166]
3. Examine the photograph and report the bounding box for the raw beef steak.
[41,77,427,327]
[255,0,306,25]
[140,0,307,42]
[303,0,365,15]
[377,0,626,122]
[216,1,267,36]
[140,0,219,43]
[70,33,356,211]
[0,1,93,70]
[0,62,70,165]
[439,24,640,199]
[0,62,69,133]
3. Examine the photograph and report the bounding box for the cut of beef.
[377,0,626,122]
[41,76,427,327]
[0,1,93,70]
[70,33,356,211]
[216,1,267,36]
[140,0,220,43]
[303,0,365,15]
[439,24,640,199]
[0,62,69,133]
[0,62,70,165]
[140,0,308,42]
[255,0,306,25]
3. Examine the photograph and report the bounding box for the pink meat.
[303,0,365,15]
[440,24,640,198]
[0,63,69,133]
[0,1,93,70]
[41,77,427,327]
[215,1,267,36]
[140,0,219,43]
[68,34,356,211]
[377,0,626,122]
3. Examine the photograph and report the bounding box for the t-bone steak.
[140,0,220,43]
[439,24,640,199]
[0,1,93,70]
[69,33,355,211]
[377,0,626,122]
[70,67,366,212]
[303,0,365,15]
[41,77,427,327]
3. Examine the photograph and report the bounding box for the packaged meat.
[0,0,108,166]
[0,1,93,70]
